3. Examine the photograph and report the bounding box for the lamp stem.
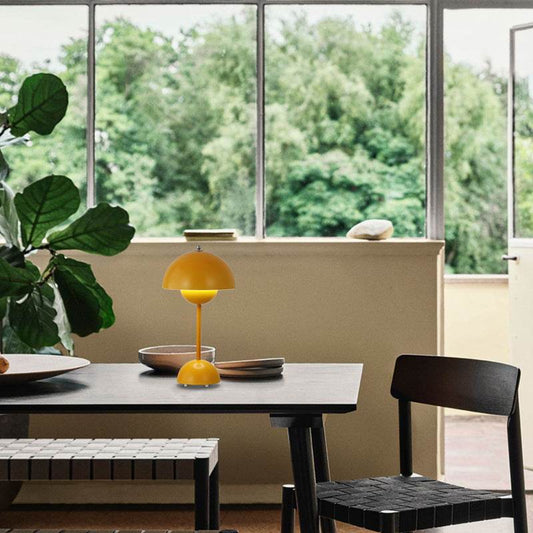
[196,303,202,360]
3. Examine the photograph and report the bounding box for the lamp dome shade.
[162,250,235,291]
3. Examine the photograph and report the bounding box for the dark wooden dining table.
[0,362,363,533]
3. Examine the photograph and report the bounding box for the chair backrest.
[391,354,520,416]
[390,354,527,530]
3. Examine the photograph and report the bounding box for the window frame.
[1,0,530,245]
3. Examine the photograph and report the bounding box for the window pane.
[0,6,87,196]
[444,10,533,274]
[95,5,257,237]
[265,5,427,237]
[513,27,533,239]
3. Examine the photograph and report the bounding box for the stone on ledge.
[346,219,394,240]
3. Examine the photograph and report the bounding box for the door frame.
[509,22,533,248]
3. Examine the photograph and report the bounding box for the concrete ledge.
[111,238,445,257]
[445,274,508,284]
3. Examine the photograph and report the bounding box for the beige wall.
[443,276,509,417]
[444,276,509,364]
[19,239,443,504]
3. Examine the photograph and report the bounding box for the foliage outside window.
[1,3,527,274]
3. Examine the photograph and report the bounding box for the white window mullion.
[426,0,444,240]
[87,1,96,208]
[256,1,266,239]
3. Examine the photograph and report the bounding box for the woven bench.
[0,439,219,531]
[0,530,237,533]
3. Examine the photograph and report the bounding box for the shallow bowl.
[138,345,215,373]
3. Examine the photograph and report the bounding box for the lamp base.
[177,359,221,387]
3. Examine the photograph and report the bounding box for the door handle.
[502,254,519,261]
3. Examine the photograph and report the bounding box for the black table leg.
[209,463,220,530]
[312,423,337,533]
[271,414,322,533]
[288,426,319,533]
[194,456,210,530]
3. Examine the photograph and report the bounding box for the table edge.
[0,404,358,415]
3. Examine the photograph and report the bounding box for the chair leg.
[311,425,337,533]
[508,403,529,533]
[281,484,296,533]
[380,511,399,533]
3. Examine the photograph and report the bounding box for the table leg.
[209,463,220,530]
[194,456,210,530]
[288,426,320,533]
[271,415,322,533]
[311,424,337,533]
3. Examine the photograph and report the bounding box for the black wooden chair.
[281,354,528,533]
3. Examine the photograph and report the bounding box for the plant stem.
[23,243,51,255]
[38,259,56,286]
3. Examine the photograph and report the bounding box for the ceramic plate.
[215,357,285,369]
[217,366,283,379]
[0,354,90,384]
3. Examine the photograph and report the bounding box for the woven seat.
[317,475,511,532]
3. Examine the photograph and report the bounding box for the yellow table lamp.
[162,246,235,386]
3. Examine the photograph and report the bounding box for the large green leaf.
[8,73,68,137]
[50,282,74,354]
[15,175,80,248]
[0,246,25,267]
[0,150,8,181]
[47,203,135,256]
[53,255,115,337]
[1,324,61,354]
[2,324,36,354]
[0,297,7,322]
[9,283,59,349]
[0,181,20,247]
[0,258,38,298]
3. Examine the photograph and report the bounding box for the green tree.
[0,8,519,273]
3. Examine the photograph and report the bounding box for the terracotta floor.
[1,503,532,532]
[1,416,532,532]
[445,415,533,490]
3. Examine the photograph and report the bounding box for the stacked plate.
[215,357,285,379]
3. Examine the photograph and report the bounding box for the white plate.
[218,366,283,379]
[215,357,285,369]
[0,354,90,384]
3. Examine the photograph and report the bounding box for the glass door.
[508,22,533,468]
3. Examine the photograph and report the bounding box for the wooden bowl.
[138,345,215,373]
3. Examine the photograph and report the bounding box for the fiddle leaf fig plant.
[0,73,135,354]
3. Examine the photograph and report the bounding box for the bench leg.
[194,457,210,530]
[209,463,220,530]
